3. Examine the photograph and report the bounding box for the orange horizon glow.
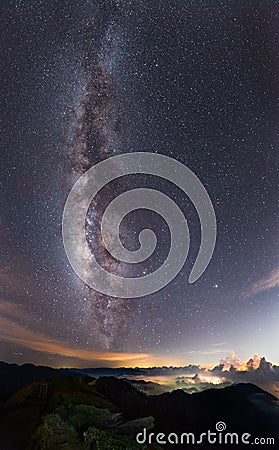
[1,301,278,369]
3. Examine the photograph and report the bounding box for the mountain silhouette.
[95,376,279,448]
[0,362,278,449]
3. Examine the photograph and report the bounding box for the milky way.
[67,6,137,349]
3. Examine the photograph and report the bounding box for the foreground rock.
[115,416,154,435]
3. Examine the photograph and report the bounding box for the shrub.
[68,404,108,433]
[84,426,142,450]
[31,413,77,450]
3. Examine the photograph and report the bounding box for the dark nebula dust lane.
[0,0,278,366]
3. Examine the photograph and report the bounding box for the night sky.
[1,0,278,368]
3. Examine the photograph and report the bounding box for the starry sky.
[0,0,278,368]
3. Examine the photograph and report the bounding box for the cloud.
[200,349,228,355]
[0,300,30,322]
[0,317,152,365]
[0,301,152,366]
[246,354,261,370]
[246,267,279,297]
[185,346,228,356]
[116,354,279,399]
[219,351,246,369]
